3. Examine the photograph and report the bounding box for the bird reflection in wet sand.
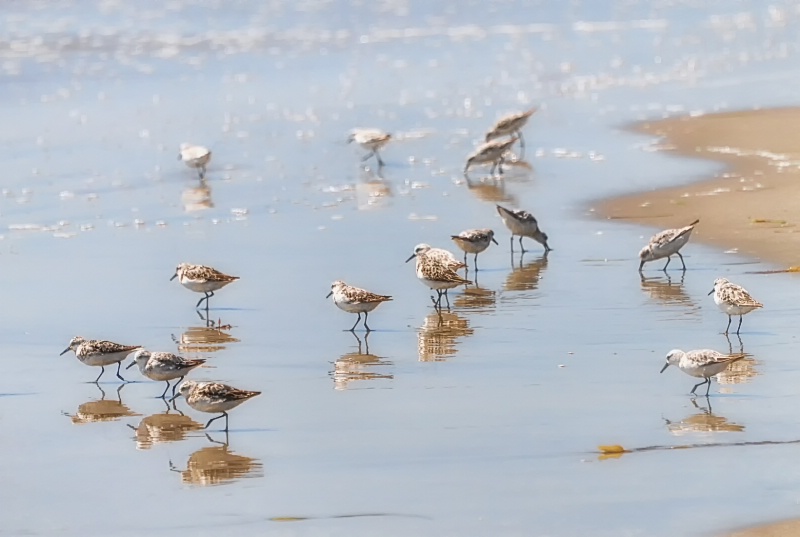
[356,168,392,210]
[332,332,393,390]
[172,311,240,354]
[128,399,204,449]
[715,334,759,388]
[664,396,745,435]
[452,284,496,313]
[464,175,517,205]
[417,310,474,362]
[181,177,214,212]
[170,433,263,486]
[639,273,698,311]
[63,384,140,425]
[504,254,549,292]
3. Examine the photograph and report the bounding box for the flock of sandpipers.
[60,109,765,433]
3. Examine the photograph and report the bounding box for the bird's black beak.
[707,288,714,296]
[405,254,416,263]
[170,273,177,281]
[126,361,136,370]
[326,291,333,299]
[169,393,180,402]
[659,363,670,374]
[491,237,499,245]
[59,347,70,356]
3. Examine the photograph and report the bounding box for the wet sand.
[597,108,800,269]
[9,2,800,536]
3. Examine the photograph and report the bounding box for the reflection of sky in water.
[5,2,800,537]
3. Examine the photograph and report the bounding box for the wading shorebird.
[485,108,537,154]
[326,280,393,332]
[450,229,498,271]
[709,278,763,335]
[348,128,391,167]
[127,349,207,398]
[406,244,472,309]
[178,143,212,179]
[639,219,700,272]
[60,336,141,383]
[660,349,746,396]
[171,263,239,309]
[496,205,551,253]
[464,137,518,177]
[171,380,260,431]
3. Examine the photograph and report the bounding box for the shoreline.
[599,108,800,536]
[596,107,800,270]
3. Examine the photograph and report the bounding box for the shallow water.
[5,1,800,536]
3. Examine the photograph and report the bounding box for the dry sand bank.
[597,108,800,269]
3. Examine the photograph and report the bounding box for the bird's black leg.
[474,253,479,271]
[497,158,505,175]
[705,378,712,397]
[95,367,106,383]
[662,256,671,271]
[161,381,171,399]
[172,376,184,397]
[363,312,371,332]
[463,252,467,267]
[204,412,227,430]
[444,290,451,309]
[349,313,362,332]
[490,162,497,176]
[518,130,526,150]
[677,251,686,270]
[195,293,209,309]
[361,151,375,162]
[375,150,384,167]
[736,315,743,335]
[724,316,732,335]
[519,236,527,254]
[690,379,707,395]
[115,362,127,382]
[510,235,514,253]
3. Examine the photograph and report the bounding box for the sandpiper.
[485,108,536,154]
[171,380,260,431]
[406,243,472,308]
[709,278,763,335]
[326,280,393,332]
[127,349,206,398]
[178,143,212,179]
[639,219,700,272]
[171,263,239,309]
[464,137,518,177]
[496,205,550,253]
[450,229,498,271]
[348,128,391,167]
[660,348,745,396]
[60,336,141,383]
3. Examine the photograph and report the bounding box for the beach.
[598,108,800,269]
[6,2,800,536]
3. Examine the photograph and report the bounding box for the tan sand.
[723,519,800,537]
[596,108,800,269]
